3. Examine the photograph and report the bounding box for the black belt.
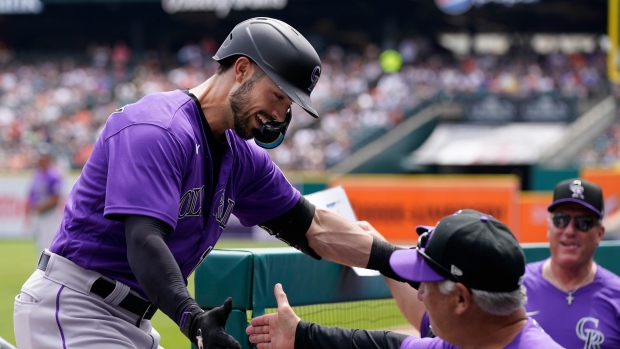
[37,253,157,325]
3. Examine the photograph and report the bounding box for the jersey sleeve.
[232,140,301,227]
[103,123,188,229]
[419,313,431,338]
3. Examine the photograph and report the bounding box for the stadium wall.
[2,170,620,241]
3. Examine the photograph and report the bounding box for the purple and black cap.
[389,209,525,293]
[547,178,604,218]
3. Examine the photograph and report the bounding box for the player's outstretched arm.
[247,283,300,349]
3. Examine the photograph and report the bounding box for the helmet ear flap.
[254,108,292,149]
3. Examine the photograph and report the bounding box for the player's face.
[229,71,292,140]
[418,282,454,341]
[547,203,604,269]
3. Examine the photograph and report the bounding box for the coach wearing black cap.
[246,210,562,349]
[523,178,620,348]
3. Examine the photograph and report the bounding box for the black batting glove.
[179,297,241,349]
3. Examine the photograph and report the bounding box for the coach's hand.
[247,283,300,349]
[180,297,241,349]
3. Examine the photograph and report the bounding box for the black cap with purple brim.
[547,178,604,218]
[389,209,525,293]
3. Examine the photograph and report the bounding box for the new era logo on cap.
[450,265,463,276]
[548,178,604,218]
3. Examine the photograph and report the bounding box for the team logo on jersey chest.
[576,317,604,348]
[178,187,235,229]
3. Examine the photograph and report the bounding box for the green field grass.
[1,239,283,349]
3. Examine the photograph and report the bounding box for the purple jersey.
[524,260,620,349]
[400,318,562,348]
[50,90,300,297]
[28,166,62,209]
[419,312,431,338]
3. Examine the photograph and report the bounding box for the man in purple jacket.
[247,210,563,349]
[523,178,620,348]
[14,18,399,349]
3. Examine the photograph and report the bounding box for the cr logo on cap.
[569,180,585,199]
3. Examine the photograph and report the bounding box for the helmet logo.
[308,66,321,92]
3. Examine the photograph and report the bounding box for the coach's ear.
[453,283,473,315]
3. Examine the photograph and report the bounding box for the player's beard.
[230,75,260,140]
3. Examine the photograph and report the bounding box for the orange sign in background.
[518,191,553,243]
[331,175,520,243]
[582,168,620,216]
[328,171,620,243]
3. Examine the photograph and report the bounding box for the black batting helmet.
[213,17,322,119]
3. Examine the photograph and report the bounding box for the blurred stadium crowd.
[0,38,614,172]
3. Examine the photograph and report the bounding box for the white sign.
[305,186,358,223]
[162,0,287,18]
[474,0,539,5]
[0,0,43,14]
[305,186,380,277]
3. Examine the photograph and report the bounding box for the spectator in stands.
[0,42,610,172]
[247,209,563,349]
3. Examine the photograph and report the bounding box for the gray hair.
[437,280,527,316]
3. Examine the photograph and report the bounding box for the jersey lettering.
[190,246,214,276]
[178,186,205,219]
[215,191,235,229]
[576,317,605,349]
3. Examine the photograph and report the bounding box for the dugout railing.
[194,241,620,349]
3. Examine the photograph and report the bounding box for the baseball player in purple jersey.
[25,151,63,256]
[523,178,620,349]
[13,18,408,349]
[247,210,563,349]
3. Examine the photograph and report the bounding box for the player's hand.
[246,283,300,349]
[180,297,241,349]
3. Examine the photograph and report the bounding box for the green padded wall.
[194,249,254,309]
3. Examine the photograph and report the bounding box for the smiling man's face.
[548,203,604,269]
[230,68,292,141]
